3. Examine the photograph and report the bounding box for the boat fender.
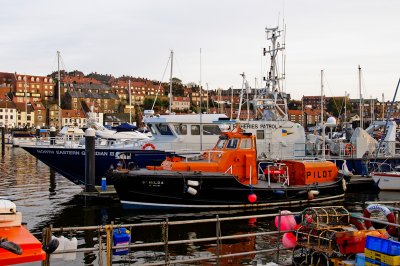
[187,180,199,187]
[273,190,285,196]
[307,191,314,200]
[307,190,319,200]
[274,210,296,231]
[248,193,257,203]
[63,237,77,261]
[141,143,156,150]
[52,236,66,259]
[345,143,354,155]
[342,179,347,192]
[363,204,397,236]
[42,238,60,254]
[187,187,198,195]
[282,232,296,248]
[0,199,16,214]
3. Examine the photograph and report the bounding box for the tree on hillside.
[162,77,185,97]
[288,100,301,110]
[326,97,352,118]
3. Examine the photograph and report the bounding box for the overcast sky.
[1,0,399,100]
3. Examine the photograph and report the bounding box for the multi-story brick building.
[110,80,164,105]
[0,100,17,128]
[14,102,35,128]
[61,109,87,127]
[31,102,47,128]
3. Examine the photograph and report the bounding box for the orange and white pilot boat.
[111,127,346,209]
[0,199,46,265]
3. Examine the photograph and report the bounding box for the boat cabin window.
[240,138,252,149]
[148,124,157,135]
[191,125,200,135]
[256,130,264,139]
[156,124,173,135]
[174,124,187,135]
[226,138,239,149]
[202,125,221,135]
[216,139,227,149]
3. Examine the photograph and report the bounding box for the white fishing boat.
[371,166,400,191]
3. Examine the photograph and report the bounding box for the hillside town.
[0,70,396,131]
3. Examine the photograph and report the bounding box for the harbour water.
[0,145,398,265]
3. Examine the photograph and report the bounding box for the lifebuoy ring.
[349,216,366,230]
[142,143,156,150]
[363,204,397,236]
[345,143,354,155]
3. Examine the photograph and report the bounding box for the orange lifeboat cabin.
[281,160,339,185]
[148,127,258,185]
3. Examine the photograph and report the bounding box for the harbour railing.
[41,211,299,266]
[41,204,400,266]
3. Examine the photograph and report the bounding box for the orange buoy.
[248,193,257,203]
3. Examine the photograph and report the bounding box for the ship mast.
[57,51,61,129]
[256,26,287,121]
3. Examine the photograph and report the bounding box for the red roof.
[62,109,86,118]
[288,110,303,115]
[62,76,101,85]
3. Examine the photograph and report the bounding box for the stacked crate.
[363,236,400,266]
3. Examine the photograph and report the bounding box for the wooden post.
[1,127,4,155]
[85,128,96,192]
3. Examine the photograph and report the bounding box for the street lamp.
[322,117,337,160]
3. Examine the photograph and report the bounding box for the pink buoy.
[275,210,296,231]
[248,193,257,203]
[282,232,296,248]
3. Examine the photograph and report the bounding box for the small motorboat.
[111,126,346,209]
[371,167,400,191]
[0,199,46,265]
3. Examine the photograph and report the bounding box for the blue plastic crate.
[366,235,400,256]
[366,236,390,254]
[365,257,389,266]
[387,239,400,256]
[356,253,365,266]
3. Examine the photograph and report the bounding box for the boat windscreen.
[156,124,173,135]
[216,139,227,149]
[226,138,239,149]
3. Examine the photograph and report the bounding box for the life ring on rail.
[349,216,366,230]
[141,143,156,150]
[363,204,397,236]
[345,143,354,155]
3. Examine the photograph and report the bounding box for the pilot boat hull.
[111,169,345,209]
